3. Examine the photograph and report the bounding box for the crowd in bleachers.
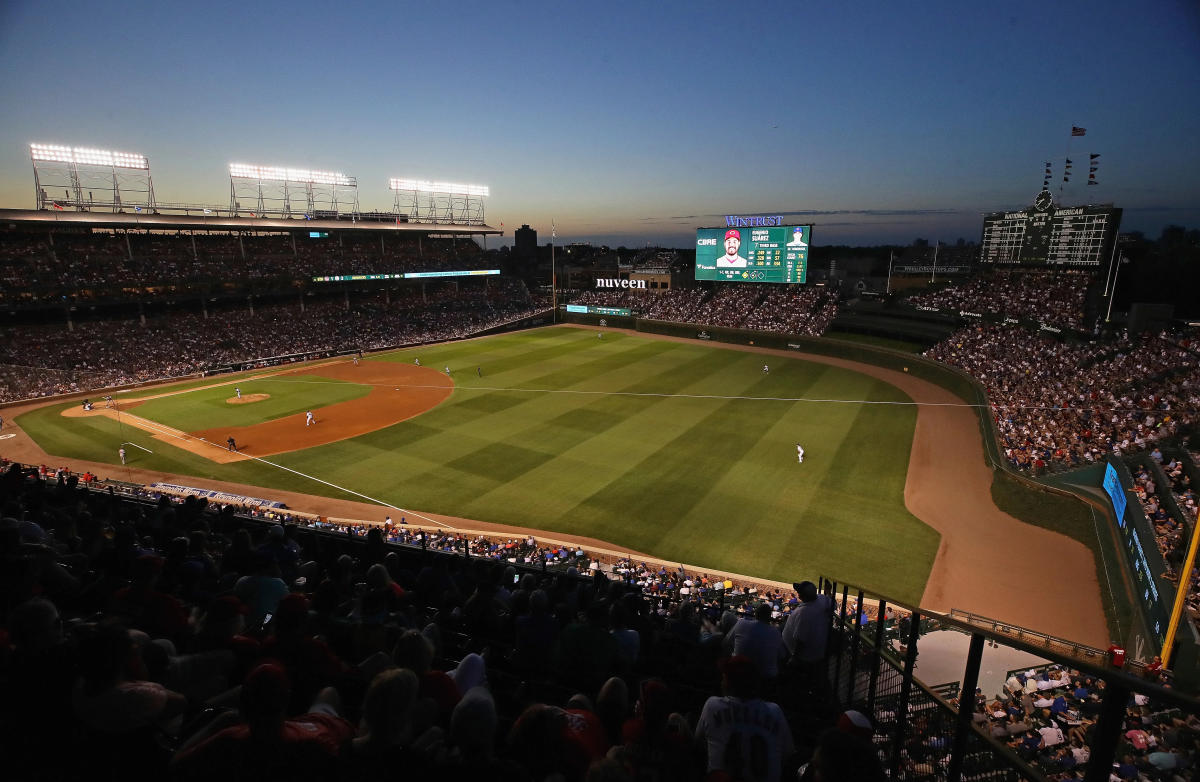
[964,663,1195,780]
[743,288,839,337]
[0,280,546,402]
[0,459,899,782]
[568,285,838,335]
[925,325,1200,473]
[0,230,490,304]
[1129,452,1200,633]
[906,270,1093,330]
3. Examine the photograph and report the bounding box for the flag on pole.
[1089,153,1100,159]
[203,208,212,214]
[134,206,142,212]
[51,202,64,210]
[1071,126,1087,136]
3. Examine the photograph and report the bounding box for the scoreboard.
[981,190,1120,266]
[695,225,810,283]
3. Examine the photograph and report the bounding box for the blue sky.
[1,0,1197,247]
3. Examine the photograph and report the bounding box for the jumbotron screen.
[695,225,810,283]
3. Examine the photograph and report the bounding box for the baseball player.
[305,410,315,427]
[414,358,420,366]
[235,387,242,399]
[227,436,237,452]
[762,364,769,374]
[445,366,451,376]
[796,444,805,464]
[0,414,4,429]
[119,447,127,465]
[476,366,482,378]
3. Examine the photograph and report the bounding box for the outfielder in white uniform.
[796,444,804,464]
[305,410,315,427]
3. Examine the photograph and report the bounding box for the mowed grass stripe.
[379,345,753,504]
[778,388,935,603]
[658,365,847,563]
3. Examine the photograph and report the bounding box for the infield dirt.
[58,361,452,463]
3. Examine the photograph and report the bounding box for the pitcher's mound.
[228,393,270,404]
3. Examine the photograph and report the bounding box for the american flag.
[1071,126,1086,137]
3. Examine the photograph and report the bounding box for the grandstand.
[3,187,1200,781]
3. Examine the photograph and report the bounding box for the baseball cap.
[836,709,874,739]
[725,229,740,240]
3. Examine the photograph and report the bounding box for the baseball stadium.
[1,148,1198,782]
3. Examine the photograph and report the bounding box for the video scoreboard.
[695,224,810,283]
[981,190,1120,266]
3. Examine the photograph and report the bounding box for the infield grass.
[16,327,939,601]
[130,375,369,430]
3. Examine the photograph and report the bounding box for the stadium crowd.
[958,662,1195,780]
[0,280,546,402]
[0,230,490,305]
[925,325,1200,473]
[906,270,1093,331]
[0,459,901,782]
[570,284,837,335]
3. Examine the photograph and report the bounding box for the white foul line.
[120,415,450,529]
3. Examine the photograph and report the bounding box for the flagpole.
[551,219,557,324]
[1061,127,1073,200]
[886,249,893,295]
[929,241,938,284]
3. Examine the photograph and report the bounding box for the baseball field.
[15,325,941,602]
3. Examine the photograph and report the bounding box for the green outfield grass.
[130,375,370,430]
[16,327,940,601]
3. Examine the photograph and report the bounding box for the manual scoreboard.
[981,190,1120,266]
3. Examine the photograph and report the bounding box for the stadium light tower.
[229,163,359,219]
[389,178,489,225]
[30,143,155,212]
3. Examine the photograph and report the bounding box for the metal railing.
[820,577,1199,782]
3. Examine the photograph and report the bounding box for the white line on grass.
[121,417,450,529]
[123,442,154,453]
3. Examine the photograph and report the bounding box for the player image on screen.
[717,229,749,268]
[695,224,811,283]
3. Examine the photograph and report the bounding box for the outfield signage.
[405,269,500,279]
[1102,460,1168,644]
[566,304,632,316]
[724,214,784,227]
[312,269,500,282]
[595,278,646,289]
[892,263,974,273]
[1102,462,1127,525]
[149,482,287,509]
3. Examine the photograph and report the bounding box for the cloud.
[636,207,969,223]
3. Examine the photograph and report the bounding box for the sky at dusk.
[1,0,1198,248]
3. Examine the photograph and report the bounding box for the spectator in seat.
[172,662,353,781]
